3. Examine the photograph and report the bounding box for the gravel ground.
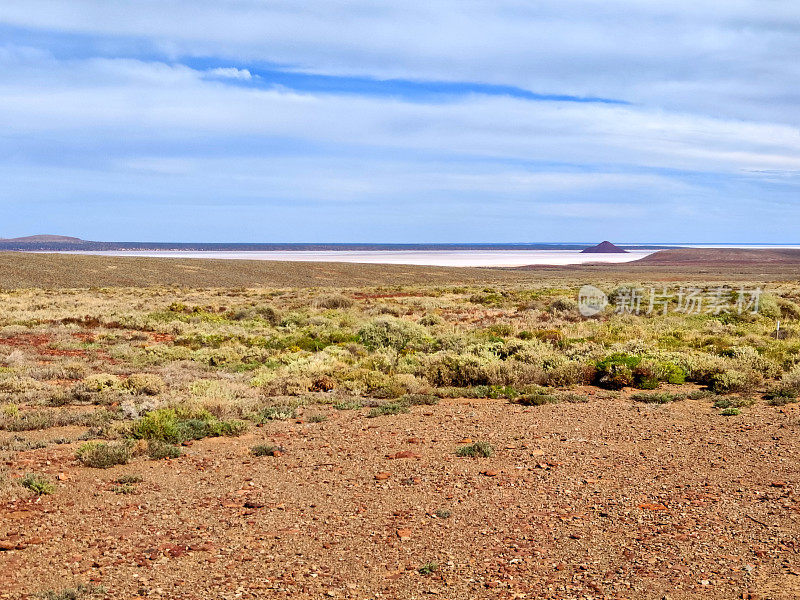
[2,393,799,599]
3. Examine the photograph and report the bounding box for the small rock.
[374,472,391,481]
[481,470,499,477]
[396,528,412,541]
[386,451,421,460]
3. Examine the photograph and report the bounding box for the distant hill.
[581,241,627,253]
[633,248,800,265]
[0,234,87,244]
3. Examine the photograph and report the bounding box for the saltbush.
[358,317,429,351]
[76,440,134,468]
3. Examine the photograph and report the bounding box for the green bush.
[129,408,246,443]
[21,472,54,495]
[251,444,282,456]
[713,396,755,409]
[456,441,494,458]
[418,562,439,576]
[595,356,637,389]
[76,441,134,468]
[147,439,182,459]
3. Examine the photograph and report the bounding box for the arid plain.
[0,251,798,599]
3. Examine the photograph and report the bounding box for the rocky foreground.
[2,392,798,600]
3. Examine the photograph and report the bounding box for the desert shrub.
[558,392,589,403]
[81,373,121,392]
[116,475,143,484]
[333,398,363,410]
[418,313,444,327]
[358,317,429,351]
[631,391,685,404]
[39,584,106,600]
[469,290,505,306]
[778,363,800,390]
[313,295,353,309]
[257,405,298,421]
[129,408,246,443]
[124,373,166,395]
[146,439,182,459]
[777,297,800,319]
[656,362,687,384]
[0,375,41,394]
[251,444,283,456]
[227,305,281,324]
[757,293,781,319]
[764,385,799,406]
[308,414,328,422]
[400,393,439,406]
[21,472,54,495]
[549,297,578,313]
[708,369,760,394]
[421,352,494,387]
[726,346,781,378]
[720,407,741,416]
[76,441,134,468]
[515,393,558,406]
[1,408,114,432]
[456,441,494,458]
[595,356,637,389]
[367,402,410,417]
[713,396,755,409]
[418,563,439,576]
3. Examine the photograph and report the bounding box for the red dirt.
[0,334,52,348]
[1,396,798,599]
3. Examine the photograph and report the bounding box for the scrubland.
[1,276,799,598]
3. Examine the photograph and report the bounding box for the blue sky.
[1,2,799,243]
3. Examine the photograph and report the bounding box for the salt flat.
[47,249,654,267]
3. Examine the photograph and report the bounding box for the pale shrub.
[358,317,430,351]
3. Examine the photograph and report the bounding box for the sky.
[1,1,799,243]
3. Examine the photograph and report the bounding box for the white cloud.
[0,51,798,177]
[206,67,252,80]
[1,1,799,123]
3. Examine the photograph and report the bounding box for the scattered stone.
[386,451,421,459]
